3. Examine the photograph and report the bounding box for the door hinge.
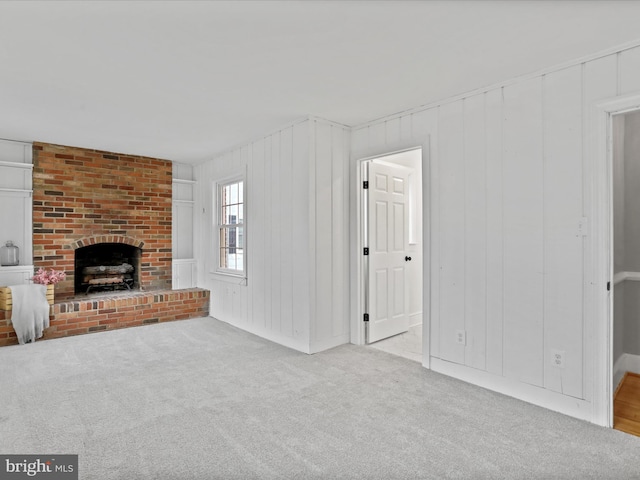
[363,247,369,255]
[363,180,369,189]
[607,281,611,291]
[363,313,369,322]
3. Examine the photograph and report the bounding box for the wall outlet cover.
[551,349,565,368]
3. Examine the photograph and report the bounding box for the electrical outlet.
[456,330,466,346]
[551,349,565,368]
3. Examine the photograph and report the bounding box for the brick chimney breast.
[32,143,172,299]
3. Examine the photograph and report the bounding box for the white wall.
[0,139,33,287]
[193,117,350,354]
[172,162,196,289]
[351,44,640,421]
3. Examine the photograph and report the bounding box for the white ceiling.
[2,1,640,164]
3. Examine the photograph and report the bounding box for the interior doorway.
[362,148,423,362]
[611,109,640,435]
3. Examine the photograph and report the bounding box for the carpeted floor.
[0,317,639,479]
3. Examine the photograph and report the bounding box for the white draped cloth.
[9,284,50,344]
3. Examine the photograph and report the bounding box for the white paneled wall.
[172,162,196,289]
[351,44,640,421]
[0,139,33,287]
[194,118,350,354]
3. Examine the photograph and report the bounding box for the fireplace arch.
[73,236,143,295]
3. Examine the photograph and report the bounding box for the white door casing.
[366,161,411,343]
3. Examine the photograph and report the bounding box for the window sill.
[210,270,247,284]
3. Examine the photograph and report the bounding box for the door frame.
[349,136,431,366]
[589,92,640,427]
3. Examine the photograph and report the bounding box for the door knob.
[405,256,412,262]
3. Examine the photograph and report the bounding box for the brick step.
[0,288,210,346]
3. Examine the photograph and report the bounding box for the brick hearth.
[0,289,209,347]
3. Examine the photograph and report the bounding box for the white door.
[366,161,411,343]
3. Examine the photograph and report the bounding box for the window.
[217,179,244,274]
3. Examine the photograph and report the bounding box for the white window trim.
[213,174,246,279]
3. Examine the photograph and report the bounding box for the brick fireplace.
[0,142,209,347]
[32,142,173,299]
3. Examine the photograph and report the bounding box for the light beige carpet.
[0,317,639,479]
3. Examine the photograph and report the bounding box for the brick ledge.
[52,288,208,314]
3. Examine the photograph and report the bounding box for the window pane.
[222,185,231,205]
[229,205,238,225]
[228,251,236,270]
[237,227,244,248]
[228,227,237,252]
[236,249,243,271]
[238,204,244,224]
[221,205,227,225]
[238,181,243,202]
[220,248,227,269]
[230,182,238,204]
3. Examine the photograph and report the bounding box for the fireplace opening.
[74,243,142,295]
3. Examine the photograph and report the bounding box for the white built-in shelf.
[0,265,34,287]
[0,160,33,169]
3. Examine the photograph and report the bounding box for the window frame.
[214,175,246,277]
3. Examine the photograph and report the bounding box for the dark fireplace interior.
[75,243,142,295]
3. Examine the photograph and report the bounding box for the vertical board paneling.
[271,132,282,334]
[412,108,439,359]
[194,121,312,352]
[351,127,369,152]
[264,136,273,330]
[174,203,194,258]
[485,87,504,376]
[369,122,387,151]
[292,121,311,343]
[241,145,252,327]
[502,77,544,387]
[314,121,333,345]
[400,115,412,142]
[386,118,401,146]
[543,66,584,398]
[332,125,347,338]
[308,122,317,344]
[280,128,294,338]
[583,54,618,401]
[252,139,266,329]
[620,46,640,95]
[463,94,487,370]
[438,101,466,364]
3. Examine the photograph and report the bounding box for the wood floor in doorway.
[614,372,640,437]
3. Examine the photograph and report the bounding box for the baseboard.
[217,317,312,354]
[430,358,592,423]
[409,312,422,327]
[309,334,351,354]
[613,353,640,391]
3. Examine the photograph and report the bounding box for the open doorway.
[362,148,424,362]
[611,110,640,436]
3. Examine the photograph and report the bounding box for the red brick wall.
[32,142,173,299]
